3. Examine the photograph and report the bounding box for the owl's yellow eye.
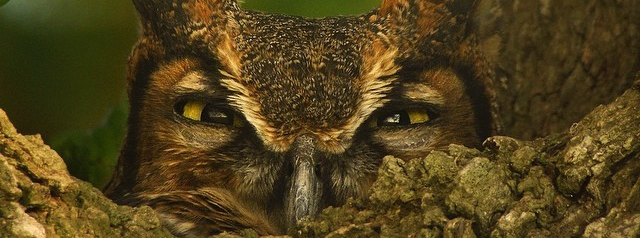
[370,109,431,127]
[182,101,207,121]
[179,100,244,127]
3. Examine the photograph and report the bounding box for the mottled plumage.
[105,0,499,236]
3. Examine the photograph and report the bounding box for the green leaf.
[0,0,9,7]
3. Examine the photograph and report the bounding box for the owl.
[104,0,499,236]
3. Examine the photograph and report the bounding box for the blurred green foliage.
[0,0,137,139]
[0,0,380,188]
[1,0,9,7]
[51,98,127,188]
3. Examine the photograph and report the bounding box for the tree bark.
[0,110,174,237]
[490,0,640,139]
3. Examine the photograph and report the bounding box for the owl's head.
[105,0,499,236]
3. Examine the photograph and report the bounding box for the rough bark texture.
[491,0,640,139]
[0,110,174,238]
[1,0,639,237]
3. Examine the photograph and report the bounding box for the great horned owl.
[104,0,499,236]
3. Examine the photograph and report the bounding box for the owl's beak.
[285,134,323,230]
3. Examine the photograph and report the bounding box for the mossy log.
[0,111,173,237]
[1,80,639,237]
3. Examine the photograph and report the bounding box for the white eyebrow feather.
[175,71,209,91]
[403,83,445,105]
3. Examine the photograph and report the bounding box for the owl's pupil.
[383,114,401,124]
[201,105,233,125]
[379,111,411,126]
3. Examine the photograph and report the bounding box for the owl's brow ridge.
[175,71,211,92]
[402,83,446,105]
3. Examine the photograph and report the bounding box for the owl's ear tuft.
[378,0,478,43]
[378,0,407,16]
[132,0,239,39]
[379,0,476,16]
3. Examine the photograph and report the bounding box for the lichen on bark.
[0,109,174,238]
